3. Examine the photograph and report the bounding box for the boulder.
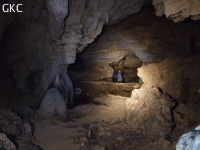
[16,140,40,150]
[36,88,67,118]
[14,106,38,120]
[176,125,200,150]
[126,87,175,136]
[0,108,23,136]
[0,133,17,150]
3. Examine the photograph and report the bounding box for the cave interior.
[0,0,200,150]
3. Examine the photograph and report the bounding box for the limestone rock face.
[128,55,200,142]
[176,125,200,150]
[36,88,67,118]
[126,87,175,136]
[0,0,150,98]
[69,9,200,83]
[0,133,17,150]
[0,108,23,136]
[46,0,68,38]
[153,0,200,22]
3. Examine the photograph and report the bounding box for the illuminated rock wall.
[153,0,200,22]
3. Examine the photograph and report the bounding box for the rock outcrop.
[0,108,23,136]
[0,133,17,150]
[126,87,175,136]
[36,88,67,118]
[68,8,200,144]
[153,0,200,22]
[1,0,200,100]
[0,0,151,98]
[176,125,200,150]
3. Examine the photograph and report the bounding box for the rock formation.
[0,133,17,150]
[0,108,23,136]
[0,0,200,149]
[36,88,67,118]
[0,0,151,98]
[153,0,200,22]
[69,8,200,147]
[176,125,200,150]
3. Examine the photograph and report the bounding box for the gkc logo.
[2,4,23,13]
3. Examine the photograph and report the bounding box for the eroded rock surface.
[36,88,67,118]
[69,8,200,84]
[176,125,200,150]
[0,133,17,150]
[0,108,23,136]
[0,0,150,98]
[126,87,175,136]
[153,0,200,22]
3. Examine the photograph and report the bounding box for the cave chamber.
[0,0,200,150]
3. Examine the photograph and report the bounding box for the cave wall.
[69,9,200,137]
[0,0,199,143]
[0,0,151,97]
[69,8,200,83]
[0,0,200,98]
[153,0,200,22]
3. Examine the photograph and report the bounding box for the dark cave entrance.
[68,24,143,84]
[109,53,142,83]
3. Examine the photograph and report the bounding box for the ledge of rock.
[153,0,200,22]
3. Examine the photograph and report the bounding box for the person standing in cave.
[117,70,122,82]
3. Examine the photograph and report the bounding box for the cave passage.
[0,1,200,150]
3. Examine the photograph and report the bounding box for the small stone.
[24,122,32,135]
[106,132,112,136]
[81,142,85,147]
[156,137,171,148]
[109,121,115,125]
[91,145,106,150]
[198,89,200,93]
[80,137,88,143]
[87,129,92,139]
[98,131,106,136]
[117,136,124,141]
[98,126,104,132]
[75,88,82,95]
[105,127,110,131]
[0,133,17,150]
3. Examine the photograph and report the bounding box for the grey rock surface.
[0,0,150,98]
[0,133,17,150]
[0,108,23,136]
[36,88,67,118]
[176,125,200,150]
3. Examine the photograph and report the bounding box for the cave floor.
[72,80,142,98]
[20,94,175,150]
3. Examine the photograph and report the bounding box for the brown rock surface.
[153,0,200,22]
[126,87,175,136]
